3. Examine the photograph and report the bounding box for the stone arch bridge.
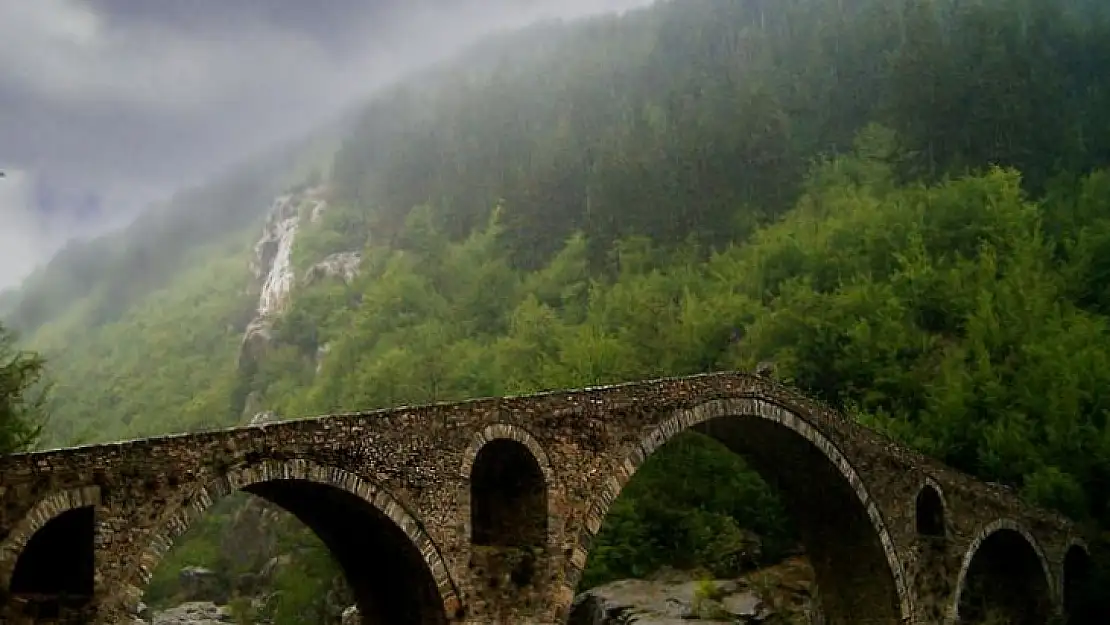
[0,372,1095,624]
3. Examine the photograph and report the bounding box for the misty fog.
[0,0,652,289]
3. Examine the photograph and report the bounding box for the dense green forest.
[4,0,1110,621]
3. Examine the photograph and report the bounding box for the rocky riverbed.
[570,557,823,624]
[143,556,821,625]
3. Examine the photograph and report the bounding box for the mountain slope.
[4,0,1110,619]
[15,0,1108,445]
[3,124,343,339]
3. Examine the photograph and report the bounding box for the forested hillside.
[4,0,1110,621]
[1,125,343,338]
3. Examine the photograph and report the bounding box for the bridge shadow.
[570,407,907,625]
[955,527,1052,624]
[5,505,95,621]
[1062,544,1100,625]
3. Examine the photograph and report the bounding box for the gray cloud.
[0,0,652,289]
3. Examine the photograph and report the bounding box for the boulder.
[178,567,224,603]
[303,251,362,287]
[569,556,822,625]
[249,410,279,426]
[151,602,234,625]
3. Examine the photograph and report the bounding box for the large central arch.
[122,459,461,625]
[566,397,912,625]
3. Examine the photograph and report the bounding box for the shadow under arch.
[460,423,553,549]
[1062,541,1098,625]
[124,459,460,625]
[0,486,101,620]
[915,480,947,538]
[948,519,1053,625]
[566,396,912,625]
[458,424,554,618]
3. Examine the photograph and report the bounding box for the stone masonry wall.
[0,372,1087,624]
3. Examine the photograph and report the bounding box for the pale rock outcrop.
[570,557,823,625]
[151,602,234,625]
[253,198,299,319]
[235,185,360,388]
[249,410,279,426]
[316,342,331,375]
[303,251,362,287]
[178,567,223,603]
[259,554,294,581]
[238,186,328,375]
[324,576,356,623]
[235,185,363,398]
[310,199,328,223]
[239,318,273,375]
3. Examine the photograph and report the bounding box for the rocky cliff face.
[237,185,362,419]
[304,251,362,287]
[145,602,233,625]
[239,186,327,376]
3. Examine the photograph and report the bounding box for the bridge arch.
[460,423,553,548]
[459,424,553,590]
[914,478,947,539]
[565,396,913,624]
[948,518,1054,625]
[1062,540,1097,625]
[123,458,461,624]
[0,486,101,595]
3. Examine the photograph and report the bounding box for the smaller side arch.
[1062,539,1098,625]
[458,423,554,594]
[120,459,461,619]
[459,424,555,545]
[914,478,947,539]
[947,518,1054,624]
[0,485,101,590]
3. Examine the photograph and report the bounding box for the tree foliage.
[6,0,1110,619]
[0,323,46,454]
[332,0,1110,271]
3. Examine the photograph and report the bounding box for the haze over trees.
[3,0,1110,621]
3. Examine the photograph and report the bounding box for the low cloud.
[0,167,141,289]
[0,169,78,289]
[0,0,653,289]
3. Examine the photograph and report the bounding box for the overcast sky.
[0,0,652,290]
